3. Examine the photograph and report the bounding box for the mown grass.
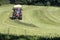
[0,4,60,38]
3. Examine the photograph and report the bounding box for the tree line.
[0,0,60,6]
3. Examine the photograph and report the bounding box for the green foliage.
[14,0,60,6]
[0,0,60,6]
[0,34,60,40]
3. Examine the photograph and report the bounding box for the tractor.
[10,8,22,20]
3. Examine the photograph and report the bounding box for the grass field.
[0,4,60,38]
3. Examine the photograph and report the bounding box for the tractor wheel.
[18,15,22,20]
[18,17,22,20]
[10,16,16,20]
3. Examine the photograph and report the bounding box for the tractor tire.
[18,15,22,20]
[18,17,22,20]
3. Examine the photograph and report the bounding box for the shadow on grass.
[0,33,60,40]
[14,19,38,27]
